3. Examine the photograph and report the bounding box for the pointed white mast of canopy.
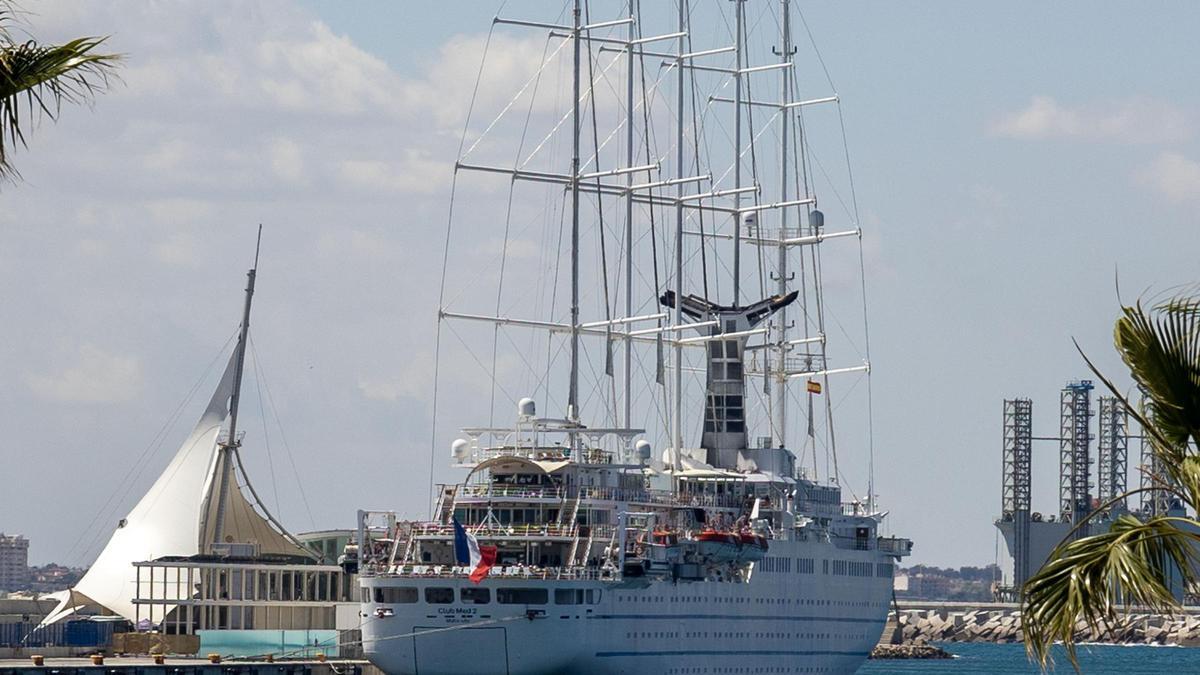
[40,231,313,627]
[208,226,260,550]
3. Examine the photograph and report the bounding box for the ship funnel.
[517,397,536,418]
[451,438,470,461]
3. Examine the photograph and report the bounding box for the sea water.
[857,642,1200,674]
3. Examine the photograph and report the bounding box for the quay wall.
[883,601,1200,647]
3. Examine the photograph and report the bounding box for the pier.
[0,657,379,675]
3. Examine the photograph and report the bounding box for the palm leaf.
[1024,514,1200,669]
[0,3,121,180]
[1025,293,1200,670]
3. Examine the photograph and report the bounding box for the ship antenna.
[211,224,261,549]
[568,0,583,454]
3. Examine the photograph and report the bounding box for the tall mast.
[624,0,636,429]
[771,0,794,448]
[211,225,262,549]
[672,0,686,466]
[732,0,744,308]
[568,0,582,441]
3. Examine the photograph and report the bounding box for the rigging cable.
[68,331,237,564]
[250,338,318,530]
[428,9,499,514]
[583,0,618,422]
[248,335,281,515]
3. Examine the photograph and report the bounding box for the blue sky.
[1,1,1197,573]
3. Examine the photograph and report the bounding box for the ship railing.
[382,563,612,581]
[409,522,617,540]
[672,493,745,509]
[459,484,565,500]
[878,536,914,556]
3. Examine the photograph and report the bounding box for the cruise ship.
[355,1,911,673]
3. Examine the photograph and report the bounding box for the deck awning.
[466,455,571,480]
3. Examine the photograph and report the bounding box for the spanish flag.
[807,380,822,394]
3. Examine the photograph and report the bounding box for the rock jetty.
[884,605,1200,646]
[869,644,952,659]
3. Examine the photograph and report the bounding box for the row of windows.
[830,560,874,578]
[876,563,894,578]
[368,586,600,606]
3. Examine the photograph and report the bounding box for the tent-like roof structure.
[42,262,313,627]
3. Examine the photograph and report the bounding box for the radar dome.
[450,438,470,461]
[518,397,537,418]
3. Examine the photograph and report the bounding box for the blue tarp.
[197,630,340,658]
[0,620,113,648]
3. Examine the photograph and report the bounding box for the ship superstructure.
[357,2,910,673]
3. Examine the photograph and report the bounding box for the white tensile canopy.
[41,351,311,627]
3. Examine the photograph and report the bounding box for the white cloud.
[27,344,143,403]
[268,137,305,183]
[990,96,1192,144]
[1136,152,1200,202]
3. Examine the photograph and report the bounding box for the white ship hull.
[361,540,893,675]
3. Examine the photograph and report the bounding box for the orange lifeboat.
[737,531,768,562]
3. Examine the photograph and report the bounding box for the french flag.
[453,518,497,584]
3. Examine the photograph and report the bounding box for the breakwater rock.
[887,605,1200,646]
[870,644,953,659]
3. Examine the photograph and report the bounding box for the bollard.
[316,652,327,663]
[153,654,165,665]
[30,655,44,666]
[207,653,221,664]
[90,655,104,666]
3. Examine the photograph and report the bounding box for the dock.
[0,657,379,675]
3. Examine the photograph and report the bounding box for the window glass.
[724,340,739,358]
[586,589,600,604]
[497,588,548,605]
[362,587,371,603]
[461,587,490,604]
[380,587,418,603]
[554,589,579,605]
[424,587,454,604]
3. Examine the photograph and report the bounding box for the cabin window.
[497,588,548,605]
[586,589,600,604]
[424,587,454,604]
[555,589,582,605]
[461,587,491,604]
[375,587,418,604]
[362,587,371,603]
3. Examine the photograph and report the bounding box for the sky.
[1,1,1197,572]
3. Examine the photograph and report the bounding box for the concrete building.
[0,534,29,591]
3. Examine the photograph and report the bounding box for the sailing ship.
[356,2,910,673]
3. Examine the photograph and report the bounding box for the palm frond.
[1115,297,1200,453]
[0,8,121,180]
[1024,514,1200,670]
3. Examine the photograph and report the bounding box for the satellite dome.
[450,438,470,461]
[635,440,652,462]
[518,397,537,418]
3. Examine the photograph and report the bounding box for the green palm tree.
[1024,292,1200,669]
[0,4,120,180]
